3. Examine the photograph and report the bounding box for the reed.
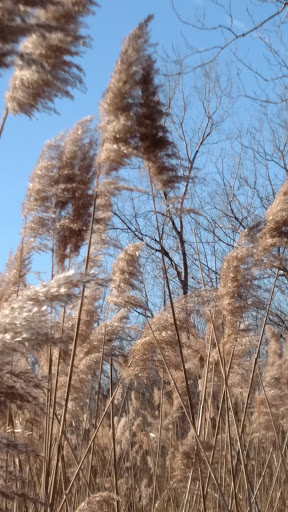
[1,10,288,512]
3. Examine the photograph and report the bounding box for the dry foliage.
[1,11,288,512]
[5,0,97,116]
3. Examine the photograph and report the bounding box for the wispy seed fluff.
[77,309,130,377]
[23,117,96,268]
[217,225,259,357]
[107,243,147,310]
[0,238,32,304]
[98,15,179,190]
[252,326,288,436]
[54,116,97,268]
[128,294,204,381]
[5,0,96,116]
[172,430,215,490]
[0,0,50,71]
[23,134,64,252]
[258,181,288,256]
[218,246,254,336]
[76,493,120,512]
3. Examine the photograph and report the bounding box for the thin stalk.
[110,358,119,512]
[103,382,131,484]
[47,256,72,472]
[151,371,164,512]
[245,447,273,511]
[42,344,53,505]
[126,400,136,512]
[148,169,195,426]
[240,270,279,434]
[56,361,132,512]
[87,307,110,492]
[264,431,288,512]
[195,229,254,509]
[146,318,231,512]
[226,271,280,510]
[199,464,206,512]
[197,330,212,435]
[195,229,255,509]
[42,232,56,507]
[257,367,288,482]
[204,361,215,441]
[49,167,101,508]
[51,412,94,494]
[0,107,8,139]
[271,485,283,512]
[182,469,193,512]
[222,411,228,500]
[224,386,239,512]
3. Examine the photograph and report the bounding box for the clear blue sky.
[0,0,279,270]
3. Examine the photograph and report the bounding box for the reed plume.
[0,0,50,71]
[3,11,288,512]
[258,181,288,259]
[76,493,120,512]
[54,116,97,268]
[5,0,97,116]
[0,239,32,306]
[98,15,178,190]
[107,242,147,310]
[98,16,154,174]
[173,430,215,489]
[23,134,64,252]
[23,117,96,269]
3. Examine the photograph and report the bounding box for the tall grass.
[1,9,288,512]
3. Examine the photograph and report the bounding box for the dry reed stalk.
[195,230,255,510]
[148,170,195,425]
[256,368,288,483]
[144,317,231,512]
[125,400,136,512]
[50,409,94,494]
[109,358,119,512]
[151,371,164,512]
[224,386,239,512]
[0,108,8,139]
[85,339,106,492]
[203,351,234,493]
[239,270,279,435]
[182,469,193,512]
[222,270,280,510]
[56,361,132,512]
[247,447,273,511]
[3,9,288,512]
[46,309,67,483]
[198,466,206,512]
[48,165,102,508]
[102,382,131,491]
[42,343,53,505]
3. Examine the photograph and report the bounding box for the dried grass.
[1,11,288,512]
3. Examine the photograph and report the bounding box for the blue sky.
[0,0,281,271]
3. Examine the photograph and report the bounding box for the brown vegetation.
[1,5,288,512]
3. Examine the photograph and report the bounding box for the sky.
[0,0,282,271]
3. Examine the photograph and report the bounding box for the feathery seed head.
[5,0,96,116]
[107,243,147,310]
[258,181,288,256]
[98,15,179,190]
[76,493,120,512]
